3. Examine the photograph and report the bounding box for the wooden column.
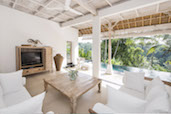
[105,21,118,75]
[105,22,113,75]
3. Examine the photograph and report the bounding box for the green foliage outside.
[79,34,171,72]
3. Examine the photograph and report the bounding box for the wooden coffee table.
[43,73,102,113]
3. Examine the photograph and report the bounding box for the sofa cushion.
[107,86,146,113]
[4,87,31,106]
[145,77,165,97]
[124,71,145,93]
[0,86,5,109]
[165,85,171,112]
[119,86,144,99]
[146,83,166,102]
[0,70,23,95]
[93,103,116,113]
[145,85,170,113]
[0,92,45,114]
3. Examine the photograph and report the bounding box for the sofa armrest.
[93,103,115,114]
[22,77,26,85]
[89,108,97,114]
[46,111,54,114]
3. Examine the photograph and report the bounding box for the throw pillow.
[145,86,170,113]
[0,70,23,94]
[107,86,146,113]
[145,77,165,97]
[124,71,145,93]
[0,92,45,114]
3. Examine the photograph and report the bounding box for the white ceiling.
[0,0,170,30]
[0,0,127,23]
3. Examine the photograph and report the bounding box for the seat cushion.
[0,92,45,114]
[107,86,146,113]
[4,87,31,106]
[0,86,5,108]
[93,103,116,113]
[119,86,144,99]
[145,86,170,113]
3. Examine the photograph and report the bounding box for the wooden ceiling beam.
[74,0,97,15]
[104,0,112,7]
[150,15,152,25]
[127,20,130,28]
[142,16,144,26]
[32,0,54,15]
[10,0,54,18]
[134,18,137,27]
[119,14,124,20]
[48,4,79,20]
[121,21,125,29]
[12,0,18,8]
[135,9,139,17]
[159,13,162,24]
[156,3,160,13]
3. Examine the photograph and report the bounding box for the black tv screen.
[21,52,42,66]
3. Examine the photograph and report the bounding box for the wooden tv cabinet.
[16,46,53,76]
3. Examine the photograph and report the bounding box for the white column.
[92,16,101,78]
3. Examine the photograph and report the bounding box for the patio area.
[77,62,171,86]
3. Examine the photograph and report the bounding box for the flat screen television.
[21,51,43,66]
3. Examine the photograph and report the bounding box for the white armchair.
[0,70,54,114]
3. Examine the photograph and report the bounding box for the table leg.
[70,98,77,114]
[98,82,101,93]
[44,80,48,92]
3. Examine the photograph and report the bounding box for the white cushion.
[0,86,5,108]
[145,77,165,97]
[165,85,171,112]
[145,86,170,113]
[146,84,166,101]
[46,111,55,114]
[124,71,145,93]
[4,87,31,106]
[107,86,146,113]
[93,103,116,113]
[119,86,144,99]
[0,92,45,114]
[0,70,23,95]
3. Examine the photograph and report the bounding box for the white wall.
[0,5,78,73]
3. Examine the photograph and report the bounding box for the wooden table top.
[44,72,101,99]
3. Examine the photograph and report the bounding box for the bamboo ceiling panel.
[78,13,171,36]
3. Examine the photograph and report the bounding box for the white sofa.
[0,70,54,114]
[0,77,32,107]
[93,72,171,113]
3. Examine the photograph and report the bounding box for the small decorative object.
[21,44,32,47]
[27,39,42,47]
[54,54,64,71]
[68,69,78,81]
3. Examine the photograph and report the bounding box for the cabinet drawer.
[23,67,45,75]
[32,67,44,72]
